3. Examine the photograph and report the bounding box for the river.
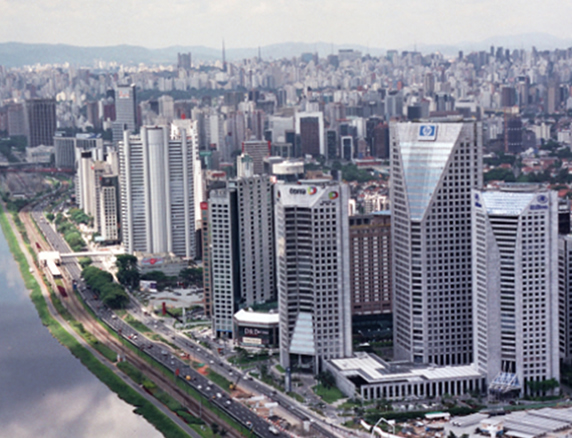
[0,225,163,438]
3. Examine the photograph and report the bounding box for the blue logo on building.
[537,194,548,204]
[418,124,437,141]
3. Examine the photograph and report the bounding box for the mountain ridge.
[0,33,571,68]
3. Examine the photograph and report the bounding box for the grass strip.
[125,313,152,333]
[206,370,232,392]
[313,383,345,404]
[0,204,189,438]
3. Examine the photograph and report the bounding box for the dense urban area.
[3,44,572,438]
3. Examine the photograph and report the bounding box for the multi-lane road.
[30,204,346,438]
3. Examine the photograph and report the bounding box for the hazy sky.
[1,0,571,49]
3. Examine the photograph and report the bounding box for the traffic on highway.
[31,204,340,438]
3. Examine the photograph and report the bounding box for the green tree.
[115,254,140,290]
[179,267,203,287]
[317,370,336,389]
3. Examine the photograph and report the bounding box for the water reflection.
[1,383,163,438]
[0,226,161,437]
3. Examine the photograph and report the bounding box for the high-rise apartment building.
[24,98,56,147]
[472,186,559,396]
[208,175,276,337]
[274,181,352,372]
[390,121,482,366]
[349,212,392,316]
[113,84,137,144]
[119,126,195,258]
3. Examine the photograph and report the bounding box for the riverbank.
[0,203,192,438]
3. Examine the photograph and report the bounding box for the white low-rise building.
[326,352,485,401]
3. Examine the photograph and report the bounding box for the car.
[246,421,252,429]
[226,400,232,405]
[210,360,214,364]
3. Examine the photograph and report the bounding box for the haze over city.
[1,0,572,50]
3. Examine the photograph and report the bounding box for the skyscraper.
[177,52,192,70]
[559,235,572,364]
[242,140,269,175]
[24,98,56,147]
[274,181,352,372]
[113,84,137,144]
[208,175,276,337]
[119,126,195,258]
[472,186,559,396]
[390,121,482,365]
[349,212,392,317]
[295,112,324,156]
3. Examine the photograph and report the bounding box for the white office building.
[390,121,482,366]
[209,187,240,336]
[472,185,559,396]
[99,178,120,242]
[119,126,195,258]
[209,175,276,337]
[171,119,203,232]
[559,235,572,364]
[274,181,352,373]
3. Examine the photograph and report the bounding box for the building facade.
[208,175,276,337]
[113,84,137,144]
[25,98,56,147]
[209,187,240,336]
[349,212,392,317]
[472,186,559,396]
[119,126,195,258]
[274,181,352,373]
[559,235,572,364]
[390,121,483,366]
[242,140,269,175]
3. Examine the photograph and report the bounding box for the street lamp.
[370,416,395,437]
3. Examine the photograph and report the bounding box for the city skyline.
[1,0,572,52]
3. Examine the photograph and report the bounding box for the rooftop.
[233,309,280,325]
[329,353,482,384]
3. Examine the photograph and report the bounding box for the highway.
[31,205,288,438]
[31,204,344,438]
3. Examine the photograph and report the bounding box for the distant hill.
[1,33,571,68]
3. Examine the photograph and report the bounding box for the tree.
[179,267,203,287]
[116,254,138,271]
[317,370,336,389]
[116,254,140,290]
[211,423,219,436]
